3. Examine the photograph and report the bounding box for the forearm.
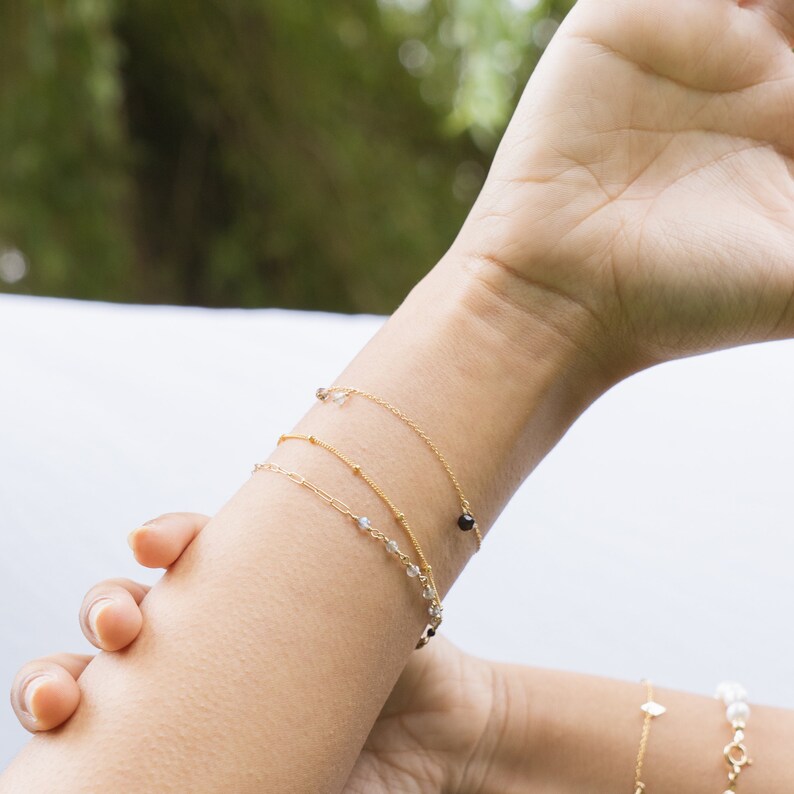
[478,662,794,793]
[1,253,606,792]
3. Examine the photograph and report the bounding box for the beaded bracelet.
[715,681,753,792]
[278,432,441,598]
[252,461,443,648]
[316,386,483,550]
[633,680,666,793]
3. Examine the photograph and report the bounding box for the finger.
[79,579,149,652]
[127,512,210,568]
[10,653,93,733]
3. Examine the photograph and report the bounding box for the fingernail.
[87,597,115,642]
[21,675,53,721]
[128,520,157,549]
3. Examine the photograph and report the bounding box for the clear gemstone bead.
[357,516,371,530]
[428,604,442,618]
[331,390,348,405]
[407,564,420,577]
[640,701,666,717]
[422,586,435,600]
[385,540,398,553]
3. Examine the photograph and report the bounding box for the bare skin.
[3,0,794,790]
[13,512,794,792]
[10,514,496,793]
[458,0,794,368]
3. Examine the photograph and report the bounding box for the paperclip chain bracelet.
[252,461,443,648]
[633,680,665,793]
[715,681,753,792]
[316,386,483,550]
[278,432,440,598]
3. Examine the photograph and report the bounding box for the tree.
[0,0,573,312]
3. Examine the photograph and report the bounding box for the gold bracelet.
[633,680,665,793]
[278,432,439,597]
[715,681,753,792]
[316,386,483,551]
[253,460,443,649]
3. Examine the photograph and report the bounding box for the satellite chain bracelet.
[252,460,443,649]
[633,680,665,793]
[316,386,483,550]
[715,681,753,792]
[278,432,440,599]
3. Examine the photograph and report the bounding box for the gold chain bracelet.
[715,681,753,792]
[278,432,439,597]
[253,461,443,648]
[633,680,665,793]
[316,386,483,550]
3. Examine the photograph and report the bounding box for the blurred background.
[0,0,573,313]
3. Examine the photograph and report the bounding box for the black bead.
[427,628,436,637]
[457,513,475,531]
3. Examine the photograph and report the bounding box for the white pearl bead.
[385,540,398,553]
[726,701,751,724]
[406,564,420,577]
[715,681,748,705]
[357,516,371,530]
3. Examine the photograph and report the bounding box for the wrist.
[458,658,542,794]
[428,247,618,481]
[445,245,619,395]
[445,243,627,396]
[298,249,615,593]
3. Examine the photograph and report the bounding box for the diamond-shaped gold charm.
[641,700,666,717]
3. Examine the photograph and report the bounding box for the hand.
[9,513,205,733]
[9,514,497,794]
[457,0,794,370]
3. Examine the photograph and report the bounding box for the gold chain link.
[278,432,440,598]
[252,460,443,647]
[634,680,663,793]
[317,386,483,550]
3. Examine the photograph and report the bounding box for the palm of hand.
[344,637,493,794]
[464,0,794,365]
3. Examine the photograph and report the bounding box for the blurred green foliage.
[0,0,573,312]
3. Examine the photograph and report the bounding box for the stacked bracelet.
[316,386,483,550]
[715,681,753,792]
[252,460,443,649]
[277,432,441,601]
[628,680,756,792]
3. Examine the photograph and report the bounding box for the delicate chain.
[278,432,439,598]
[715,681,753,792]
[634,680,665,793]
[252,460,443,647]
[316,386,483,550]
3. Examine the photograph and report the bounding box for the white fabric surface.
[2,293,793,769]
